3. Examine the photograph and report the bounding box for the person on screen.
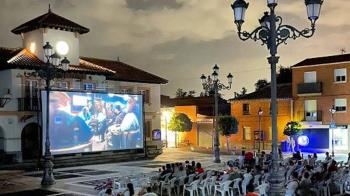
[91,99,107,142]
[105,105,126,150]
[49,92,93,150]
[119,97,141,148]
[78,106,92,124]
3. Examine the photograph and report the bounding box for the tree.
[168,113,192,147]
[255,79,269,91]
[188,90,196,97]
[234,87,247,98]
[217,115,239,152]
[277,66,292,84]
[283,121,302,152]
[175,88,187,98]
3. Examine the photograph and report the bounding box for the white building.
[0,8,167,164]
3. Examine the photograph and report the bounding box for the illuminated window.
[243,127,251,140]
[334,68,347,83]
[335,98,347,112]
[243,103,250,115]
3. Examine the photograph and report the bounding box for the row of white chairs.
[158,170,269,196]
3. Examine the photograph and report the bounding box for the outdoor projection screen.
[41,91,144,155]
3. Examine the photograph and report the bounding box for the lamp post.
[329,105,336,158]
[40,42,70,186]
[230,0,323,194]
[200,64,233,163]
[258,107,263,153]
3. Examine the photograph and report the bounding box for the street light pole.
[40,42,70,186]
[329,105,336,157]
[258,107,263,153]
[230,0,323,194]
[201,65,233,163]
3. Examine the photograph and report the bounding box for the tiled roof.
[0,47,167,84]
[11,10,89,34]
[0,47,113,75]
[292,53,350,68]
[231,83,292,101]
[81,57,168,84]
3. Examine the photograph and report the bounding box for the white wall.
[0,70,14,111]
[43,29,80,65]
[23,28,80,65]
[23,29,44,60]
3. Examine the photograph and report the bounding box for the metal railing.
[297,82,322,95]
[18,98,40,111]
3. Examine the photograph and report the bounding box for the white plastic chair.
[158,173,172,194]
[197,177,210,196]
[161,177,177,196]
[197,173,205,181]
[230,178,242,196]
[214,180,232,196]
[242,173,253,195]
[188,174,196,184]
[257,182,269,196]
[183,179,200,196]
[207,175,217,194]
[253,174,261,186]
[176,175,187,195]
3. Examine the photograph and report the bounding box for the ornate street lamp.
[329,105,336,158]
[230,0,323,194]
[200,64,233,163]
[41,42,70,186]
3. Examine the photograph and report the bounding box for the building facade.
[161,95,230,148]
[0,9,167,164]
[292,54,350,153]
[230,84,293,150]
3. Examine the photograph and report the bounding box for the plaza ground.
[0,148,348,195]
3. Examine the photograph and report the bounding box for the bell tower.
[11,7,89,65]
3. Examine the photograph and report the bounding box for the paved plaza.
[0,149,348,195]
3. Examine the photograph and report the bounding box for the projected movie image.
[45,91,143,155]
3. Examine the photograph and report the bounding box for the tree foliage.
[175,88,187,98]
[217,115,239,136]
[283,121,302,136]
[187,90,196,97]
[234,87,247,98]
[255,79,269,91]
[277,66,292,84]
[168,113,192,132]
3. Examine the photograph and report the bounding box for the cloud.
[0,0,348,99]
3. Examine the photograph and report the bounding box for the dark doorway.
[21,123,41,160]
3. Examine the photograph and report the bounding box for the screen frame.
[41,89,146,156]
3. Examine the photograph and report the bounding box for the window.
[304,100,317,121]
[334,68,347,83]
[304,71,316,83]
[83,83,94,91]
[243,103,250,115]
[243,127,251,140]
[138,89,150,104]
[55,81,68,89]
[335,98,347,112]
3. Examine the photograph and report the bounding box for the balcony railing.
[297,82,322,95]
[18,98,40,112]
[301,110,322,122]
